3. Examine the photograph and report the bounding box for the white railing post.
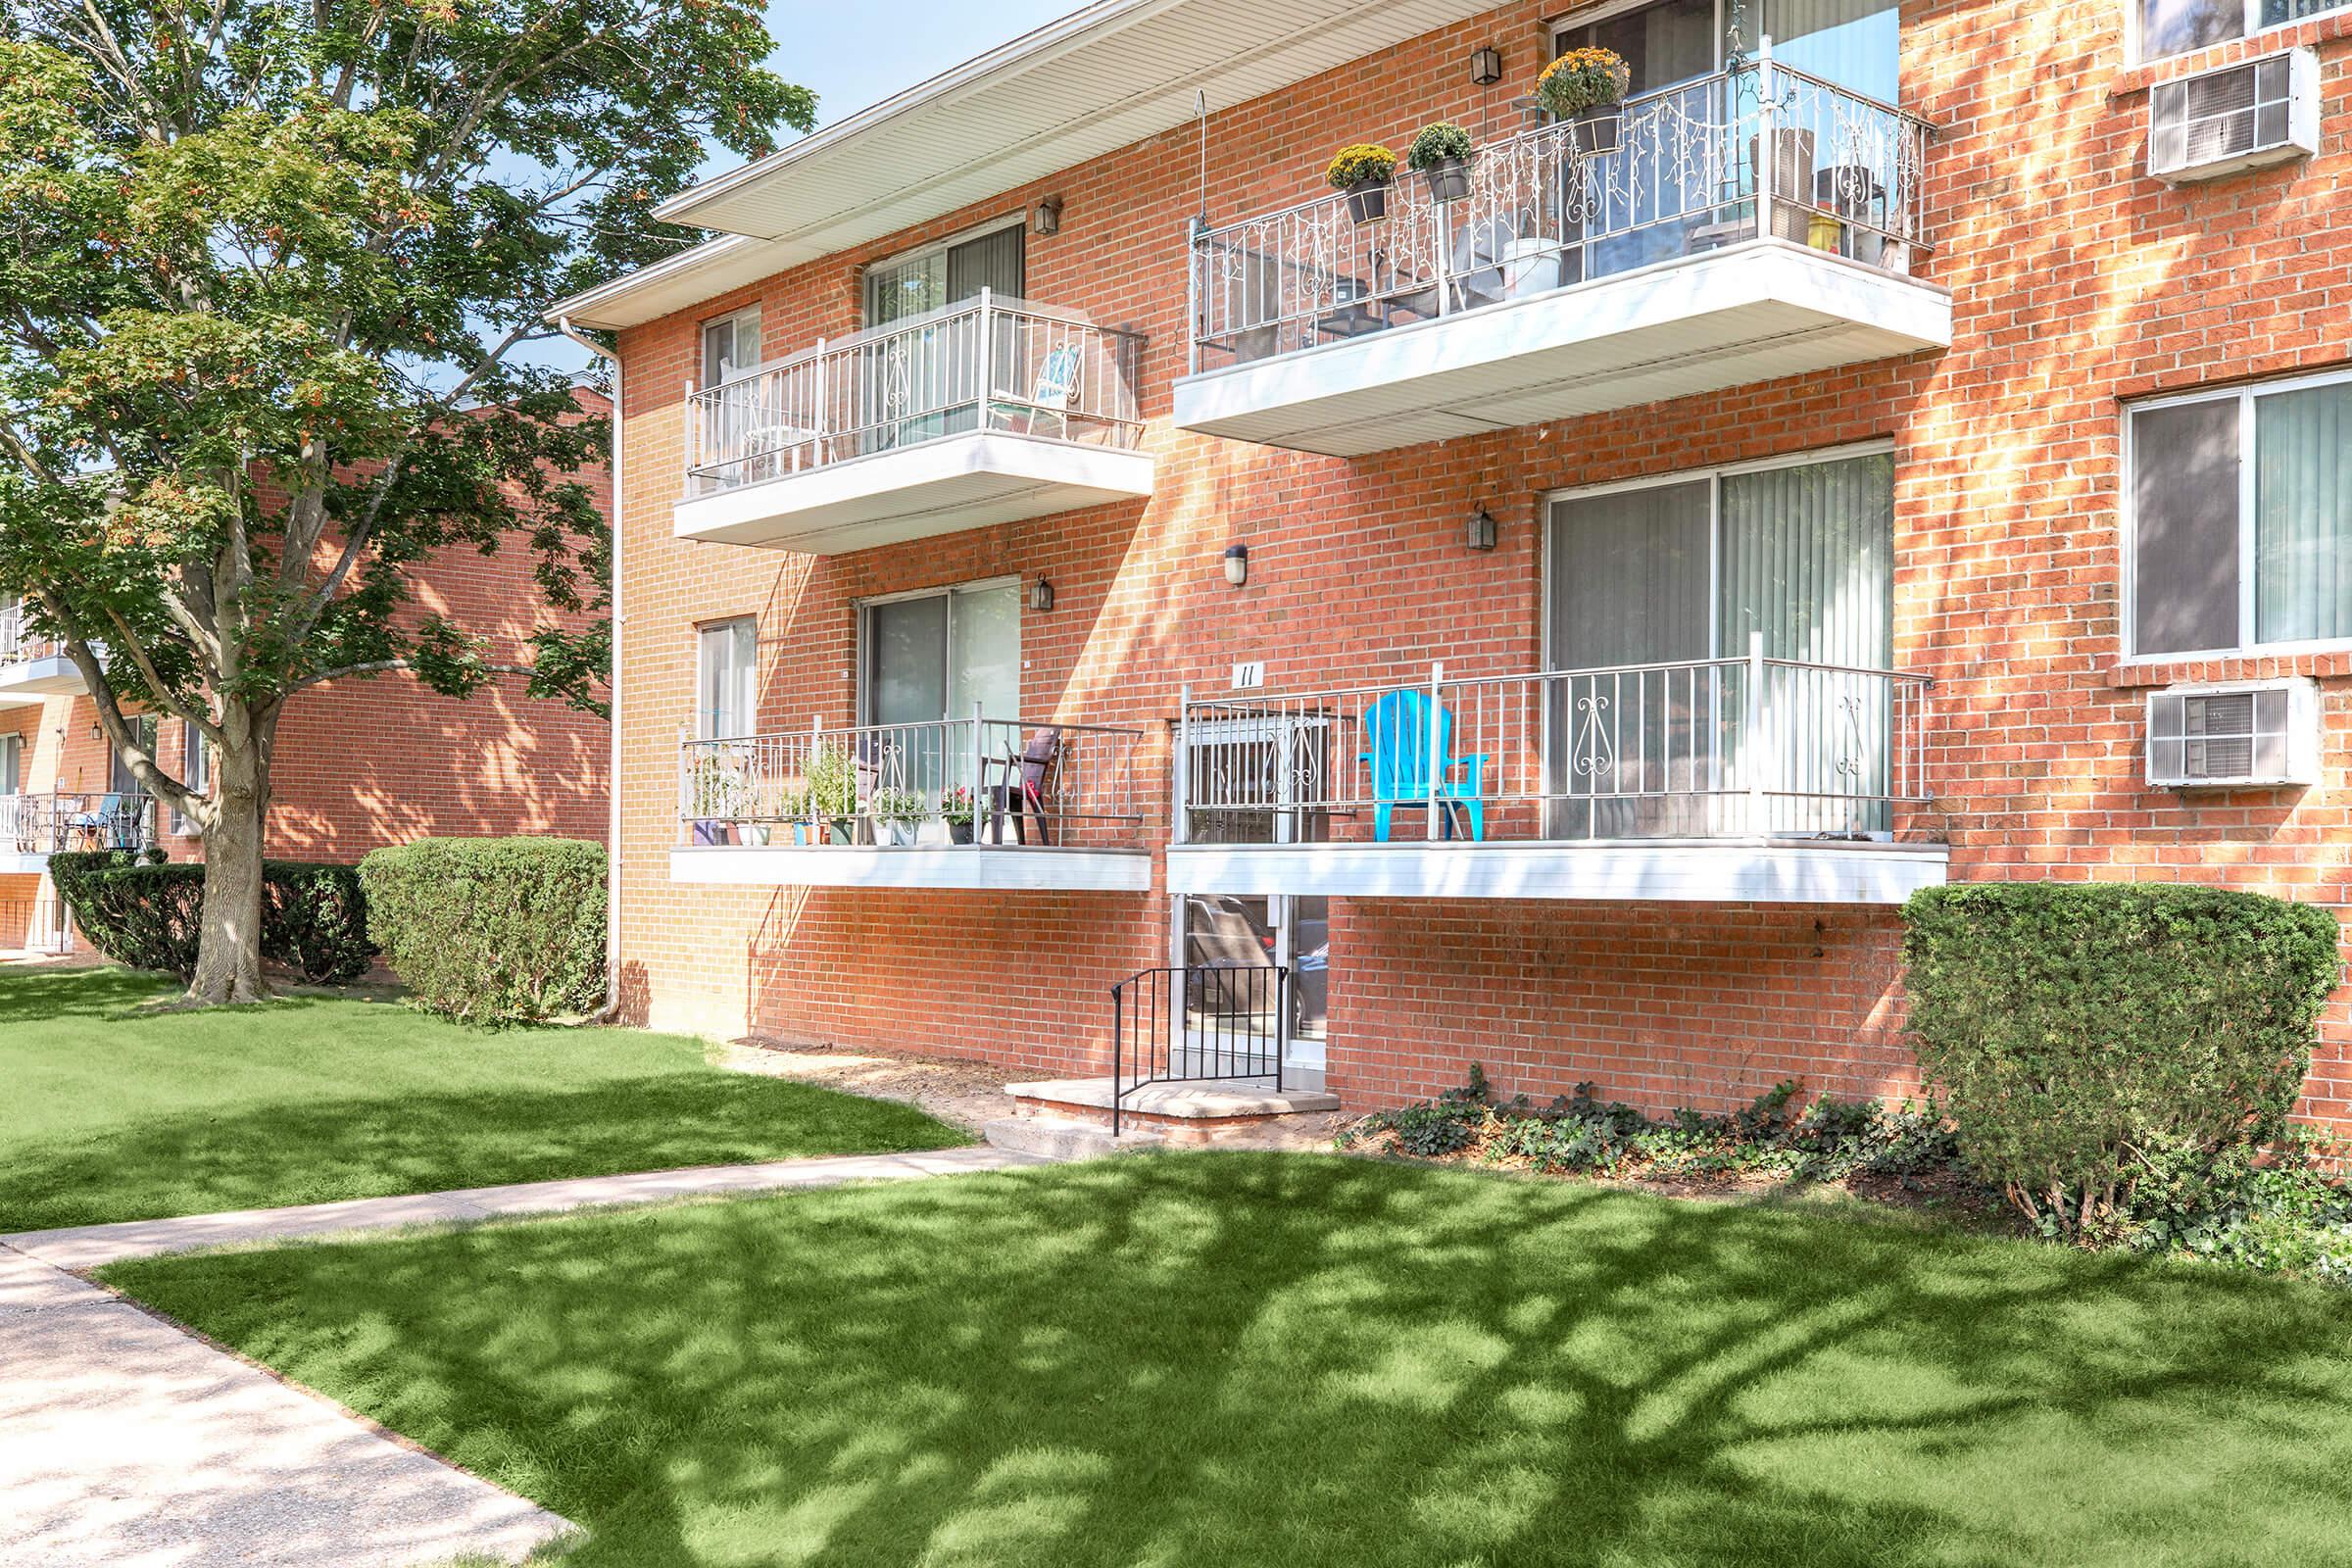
[1755,35,1777,246]
[1746,631,1770,837]
[812,340,828,465]
[976,287,994,419]
[970,701,987,851]
[808,714,822,842]
[1173,684,1192,847]
[677,721,693,843]
[681,379,697,492]
[1427,661,1446,841]
[1186,220,1202,376]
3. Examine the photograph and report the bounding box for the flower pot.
[826,820,856,846]
[1806,212,1844,252]
[691,819,729,847]
[1570,108,1622,156]
[881,819,917,848]
[1420,157,1471,204]
[740,823,770,848]
[949,820,973,845]
[791,822,812,845]
[1345,176,1390,224]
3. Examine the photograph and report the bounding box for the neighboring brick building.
[0,387,612,953]
[559,0,2352,1129]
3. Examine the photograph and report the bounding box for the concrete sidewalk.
[0,1144,1046,1566]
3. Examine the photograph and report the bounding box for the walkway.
[0,1145,1045,1567]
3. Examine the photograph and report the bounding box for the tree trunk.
[187,715,270,1004]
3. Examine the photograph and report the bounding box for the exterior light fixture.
[1466,508,1498,552]
[1470,46,1503,86]
[1030,577,1055,612]
[1223,544,1250,587]
[1034,196,1064,235]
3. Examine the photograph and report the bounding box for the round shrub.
[49,850,373,984]
[359,837,606,1023]
[1902,882,2341,1240]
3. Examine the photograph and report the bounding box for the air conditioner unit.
[2149,48,2320,182]
[2146,679,2319,789]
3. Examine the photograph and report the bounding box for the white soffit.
[555,0,1494,328]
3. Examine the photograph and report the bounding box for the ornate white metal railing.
[679,713,1148,851]
[0,791,156,854]
[1189,52,1934,370]
[1177,645,1934,845]
[0,603,67,667]
[684,293,1147,497]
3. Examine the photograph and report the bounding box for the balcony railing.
[0,604,66,668]
[685,294,1146,497]
[1178,647,1934,846]
[1,791,156,855]
[679,714,1148,851]
[1188,54,1933,370]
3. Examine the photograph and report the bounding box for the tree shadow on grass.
[1,1073,965,1232]
[103,1153,2352,1568]
[0,964,183,1022]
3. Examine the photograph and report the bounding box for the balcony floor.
[1173,240,1950,458]
[669,844,1152,893]
[1164,839,1948,904]
[673,429,1153,554]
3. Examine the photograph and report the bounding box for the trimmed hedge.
[49,850,374,984]
[1902,882,2341,1239]
[358,837,606,1023]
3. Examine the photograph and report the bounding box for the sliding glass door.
[859,224,1025,451]
[1544,450,1894,839]
[860,581,1020,797]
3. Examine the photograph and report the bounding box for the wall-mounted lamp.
[1030,577,1055,612]
[1465,507,1498,552]
[1033,195,1064,236]
[1470,46,1503,86]
[1223,543,1250,587]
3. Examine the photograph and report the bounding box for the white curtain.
[2255,380,2352,646]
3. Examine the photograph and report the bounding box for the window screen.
[2132,399,2242,656]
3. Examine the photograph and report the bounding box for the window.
[2140,0,2349,60]
[0,732,20,796]
[696,619,759,740]
[861,222,1024,328]
[700,306,760,388]
[172,719,209,835]
[1553,0,1899,100]
[2128,371,2352,657]
[859,581,1020,730]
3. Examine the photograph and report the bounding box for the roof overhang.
[550,0,1497,330]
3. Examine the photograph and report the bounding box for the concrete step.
[982,1115,1165,1161]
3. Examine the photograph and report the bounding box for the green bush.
[359,837,606,1023]
[49,850,374,984]
[1902,883,2341,1241]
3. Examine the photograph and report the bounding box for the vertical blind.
[2255,380,2352,646]
[1768,0,1902,102]
[1718,452,1893,666]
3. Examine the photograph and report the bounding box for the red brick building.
[0,387,612,954]
[560,0,2352,1129]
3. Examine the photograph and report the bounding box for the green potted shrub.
[688,754,741,846]
[1535,46,1631,154]
[806,745,858,845]
[1325,143,1397,224]
[1405,122,1475,204]
[870,787,925,848]
[777,780,811,844]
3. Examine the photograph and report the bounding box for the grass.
[101,1152,2352,1567]
[0,965,966,1232]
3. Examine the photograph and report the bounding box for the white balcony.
[669,714,1152,892]
[1165,654,1946,905]
[673,295,1152,555]
[0,607,85,704]
[1174,62,1948,457]
[0,791,156,873]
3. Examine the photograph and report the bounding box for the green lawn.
[0,966,966,1232]
[101,1152,2352,1567]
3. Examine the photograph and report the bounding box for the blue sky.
[532,0,1077,374]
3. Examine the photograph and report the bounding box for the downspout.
[556,316,625,1022]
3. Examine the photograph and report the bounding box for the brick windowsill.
[2108,650,2352,689]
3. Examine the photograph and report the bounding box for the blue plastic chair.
[1360,689,1487,842]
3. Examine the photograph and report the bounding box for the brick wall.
[609,1,2352,1125]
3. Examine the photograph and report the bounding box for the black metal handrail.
[1109,963,1288,1137]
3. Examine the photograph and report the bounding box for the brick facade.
[606,3,2352,1125]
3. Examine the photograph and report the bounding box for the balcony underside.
[0,852,49,876]
[673,430,1153,554]
[668,844,1152,893]
[1173,242,1951,458]
[0,656,84,705]
[1164,840,1948,904]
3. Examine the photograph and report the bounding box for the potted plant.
[688,755,740,846]
[942,785,978,845]
[777,781,811,844]
[806,745,858,845]
[1535,46,1631,154]
[1405,122,1476,204]
[1325,143,1398,224]
[871,787,925,848]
